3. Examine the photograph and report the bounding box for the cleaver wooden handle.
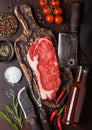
[71,2,81,33]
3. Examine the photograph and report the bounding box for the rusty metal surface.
[0,0,92,130]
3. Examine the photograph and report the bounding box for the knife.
[58,2,81,68]
[18,87,41,130]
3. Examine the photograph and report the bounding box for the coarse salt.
[4,66,22,84]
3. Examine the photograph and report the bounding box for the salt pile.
[4,66,22,84]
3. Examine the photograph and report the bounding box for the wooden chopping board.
[14,4,73,108]
[14,3,57,83]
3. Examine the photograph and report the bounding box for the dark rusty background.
[0,0,92,130]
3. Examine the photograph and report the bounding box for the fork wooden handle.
[39,108,51,130]
[40,116,51,130]
[29,118,41,130]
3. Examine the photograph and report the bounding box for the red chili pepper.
[58,115,63,130]
[50,110,58,125]
[56,91,65,105]
[64,106,67,113]
[62,118,65,123]
[61,105,67,123]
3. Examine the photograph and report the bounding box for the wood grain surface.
[0,0,92,130]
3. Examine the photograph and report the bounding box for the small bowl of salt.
[4,66,22,85]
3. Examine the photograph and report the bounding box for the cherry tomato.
[51,0,60,7]
[39,0,48,7]
[54,7,63,15]
[55,15,63,24]
[46,14,54,23]
[43,6,51,14]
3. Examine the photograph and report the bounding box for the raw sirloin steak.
[27,36,61,100]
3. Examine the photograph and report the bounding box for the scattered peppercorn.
[0,13,18,37]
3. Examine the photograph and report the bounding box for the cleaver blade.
[18,87,41,130]
[58,33,78,68]
[58,2,81,68]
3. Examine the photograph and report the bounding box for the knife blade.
[18,87,41,130]
[58,2,81,68]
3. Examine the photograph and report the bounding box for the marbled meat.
[27,36,61,100]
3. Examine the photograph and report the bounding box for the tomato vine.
[39,0,63,24]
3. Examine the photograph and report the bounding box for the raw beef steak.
[27,36,61,100]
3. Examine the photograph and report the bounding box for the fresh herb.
[0,96,23,130]
[57,104,66,116]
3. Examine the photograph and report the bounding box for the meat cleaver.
[18,87,41,130]
[58,2,81,68]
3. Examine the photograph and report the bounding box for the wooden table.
[0,0,92,130]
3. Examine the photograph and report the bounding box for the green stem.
[57,104,66,116]
[1,96,23,130]
[0,111,19,130]
[14,106,19,118]
[14,116,23,128]
[48,0,54,14]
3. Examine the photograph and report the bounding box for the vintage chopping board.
[0,0,92,130]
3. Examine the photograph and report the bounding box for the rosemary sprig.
[0,111,19,130]
[0,96,23,130]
